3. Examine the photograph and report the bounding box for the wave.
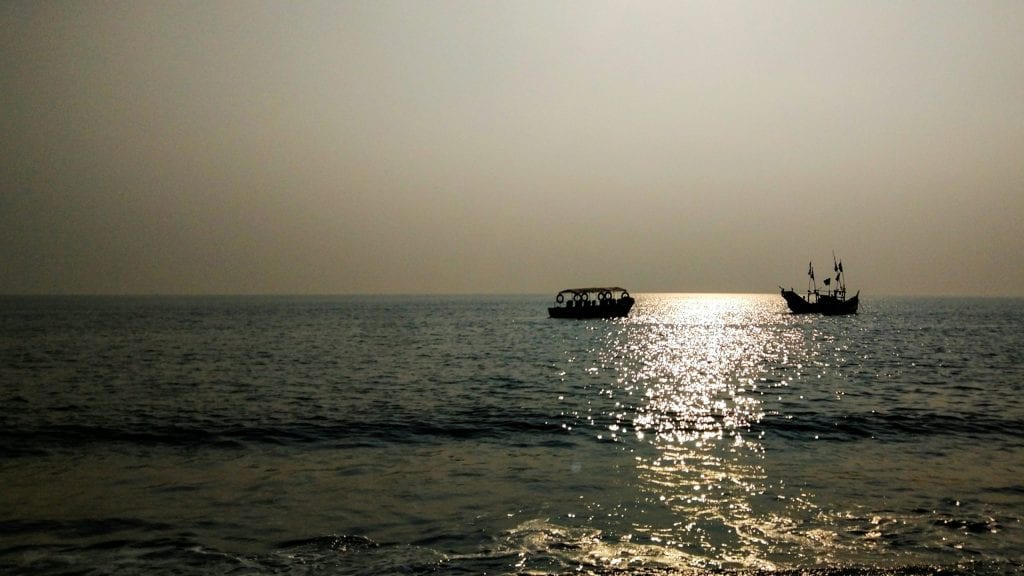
[0,413,571,457]
[3,524,1021,576]
[755,409,1024,443]
[3,403,1021,457]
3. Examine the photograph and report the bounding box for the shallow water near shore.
[1,294,1022,575]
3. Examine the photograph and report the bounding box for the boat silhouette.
[548,287,635,319]
[780,256,859,315]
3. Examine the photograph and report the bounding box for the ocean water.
[1,294,1022,575]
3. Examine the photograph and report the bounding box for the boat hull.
[781,289,818,314]
[781,289,859,315]
[548,298,634,319]
[820,292,859,315]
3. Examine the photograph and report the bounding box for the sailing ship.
[780,256,859,315]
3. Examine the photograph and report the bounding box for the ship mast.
[832,251,846,300]
[806,261,818,301]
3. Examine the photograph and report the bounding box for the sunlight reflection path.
[606,294,810,569]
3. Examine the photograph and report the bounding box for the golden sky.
[3,1,1022,295]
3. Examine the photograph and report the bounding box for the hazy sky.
[3,1,1022,296]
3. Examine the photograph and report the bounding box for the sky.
[2,1,1022,296]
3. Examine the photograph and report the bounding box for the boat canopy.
[554,287,631,300]
[555,287,629,296]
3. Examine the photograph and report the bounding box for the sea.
[1,294,1022,576]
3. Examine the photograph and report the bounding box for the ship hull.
[781,289,859,315]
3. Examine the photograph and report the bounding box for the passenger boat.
[548,287,635,319]
[780,257,859,315]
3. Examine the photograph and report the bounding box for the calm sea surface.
[1,294,1022,575]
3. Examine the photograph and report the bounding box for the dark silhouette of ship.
[780,256,859,315]
[548,287,635,319]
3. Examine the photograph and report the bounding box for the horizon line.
[2,291,1023,299]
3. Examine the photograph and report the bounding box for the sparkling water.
[1,294,1021,574]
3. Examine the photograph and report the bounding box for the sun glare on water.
[581,294,826,570]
